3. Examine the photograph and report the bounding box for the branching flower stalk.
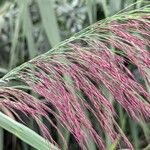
[0,4,150,150]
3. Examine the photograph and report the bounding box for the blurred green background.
[0,0,149,150]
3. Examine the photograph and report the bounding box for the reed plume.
[0,4,150,150]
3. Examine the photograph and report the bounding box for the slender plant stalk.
[129,119,140,150]
[21,0,37,59]
[37,0,61,47]
[100,0,109,17]
[86,0,97,23]
[9,1,23,69]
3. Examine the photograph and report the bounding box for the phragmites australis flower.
[0,5,150,150]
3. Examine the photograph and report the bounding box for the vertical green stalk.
[9,1,23,69]
[86,0,97,24]
[82,107,96,150]
[37,0,61,47]
[21,0,37,59]
[57,125,70,150]
[129,119,140,150]
[100,85,113,149]
[100,0,109,17]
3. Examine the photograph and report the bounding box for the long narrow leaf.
[21,0,37,59]
[86,0,97,23]
[0,112,58,150]
[9,1,23,69]
[37,0,61,47]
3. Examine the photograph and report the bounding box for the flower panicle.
[0,11,150,150]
